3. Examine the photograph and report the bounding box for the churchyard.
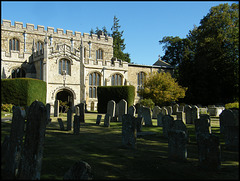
[1,102,239,180]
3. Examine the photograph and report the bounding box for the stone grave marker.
[192,105,199,123]
[63,160,93,180]
[118,99,127,122]
[161,107,168,115]
[18,101,47,180]
[168,130,188,161]
[142,106,152,126]
[166,106,173,115]
[73,115,80,135]
[46,103,51,124]
[67,109,72,131]
[172,104,179,115]
[104,113,111,127]
[96,115,102,125]
[194,114,211,141]
[136,117,143,132]
[54,100,59,117]
[185,105,192,124]
[176,111,186,124]
[75,106,80,116]
[107,100,116,122]
[122,114,137,149]
[58,118,65,131]
[152,106,161,119]
[128,105,136,117]
[79,103,85,123]
[157,112,164,127]
[162,115,175,138]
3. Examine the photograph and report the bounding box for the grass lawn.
[1,113,239,180]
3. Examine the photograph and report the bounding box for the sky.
[1,1,238,65]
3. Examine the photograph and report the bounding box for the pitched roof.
[153,58,171,67]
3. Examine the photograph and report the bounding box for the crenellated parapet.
[1,19,113,44]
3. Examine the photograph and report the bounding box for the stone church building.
[1,19,173,113]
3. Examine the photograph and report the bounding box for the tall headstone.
[192,105,199,124]
[157,112,164,127]
[46,103,51,124]
[168,130,188,161]
[5,106,25,178]
[18,101,47,180]
[58,118,65,131]
[152,106,161,119]
[63,161,93,180]
[162,115,175,138]
[79,103,85,123]
[67,109,72,131]
[194,114,211,142]
[166,106,173,115]
[172,104,179,115]
[142,106,152,126]
[96,115,102,125]
[176,111,186,124]
[161,107,168,116]
[122,114,137,149]
[104,113,111,127]
[54,100,59,117]
[107,100,116,122]
[185,105,192,124]
[73,115,80,135]
[128,105,136,117]
[75,106,80,116]
[118,99,127,122]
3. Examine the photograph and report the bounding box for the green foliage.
[97,85,135,113]
[139,98,155,110]
[59,100,69,113]
[1,78,46,107]
[138,72,187,106]
[159,3,239,105]
[225,102,239,109]
[1,104,13,113]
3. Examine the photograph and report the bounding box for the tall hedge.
[1,78,46,107]
[97,85,135,113]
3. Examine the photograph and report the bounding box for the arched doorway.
[56,89,74,113]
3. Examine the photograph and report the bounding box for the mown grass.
[1,113,239,180]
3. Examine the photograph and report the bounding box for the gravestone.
[157,112,164,127]
[171,119,189,142]
[96,115,102,125]
[161,107,168,115]
[197,134,221,170]
[194,114,211,141]
[54,100,59,117]
[166,106,173,115]
[208,106,225,117]
[79,103,85,123]
[136,117,143,132]
[58,118,65,131]
[104,113,111,127]
[46,103,51,124]
[152,106,161,119]
[18,101,47,180]
[63,160,93,180]
[142,106,152,126]
[122,114,137,149]
[113,103,119,122]
[128,105,136,117]
[5,106,25,178]
[176,111,186,124]
[185,105,192,124]
[107,100,116,117]
[67,109,72,131]
[178,104,185,112]
[219,109,239,150]
[75,106,80,116]
[168,130,188,161]
[172,104,179,115]
[73,115,80,135]
[162,115,175,138]
[118,99,127,122]
[192,105,199,123]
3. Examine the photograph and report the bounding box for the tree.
[138,71,187,106]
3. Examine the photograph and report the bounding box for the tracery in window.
[137,72,146,96]
[111,73,123,86]
[96,49,103,60]
[89,72,101,98]
[9,38,20,51]
[59,59,71,75]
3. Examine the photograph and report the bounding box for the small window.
[59,59,71,75]
[9,38,19,51]
[111,73,123,86]
[37,41,43,53]
[89,72,101,98]
[96,49,103,60]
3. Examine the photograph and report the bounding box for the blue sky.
[1,1,237,65]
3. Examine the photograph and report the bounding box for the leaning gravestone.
[5,106,25,178]
[118,99,127,122]
[67,109,72,131]
[96,115,102,125]
[104,113,111,127]
[197,133,221,170]
[128,105,136,117]
[157,112,164,127]
[168,130,188,161]
[194,114,211,142]
[18,101,47,180]
[73,115,80,135]
[122,114,137,149]
[185,105,192,124]
[58,118,65,131]
[142,106,152,126]
[162,115,175,138]
[152,106,161,119]
[63,160,93,180]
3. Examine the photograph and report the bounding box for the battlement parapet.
[85,58,128,69]
[1,19,113,43]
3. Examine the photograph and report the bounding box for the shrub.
[139,98,155,110]
[225,102,239,109]
[97,85,135,113]
[1,104,14,112]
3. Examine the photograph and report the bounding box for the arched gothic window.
[9,38,20,51]
[137,72,146,96]
[59,59,71,75]
[11,68,26,78]
[96,49,103,60]
[89,72,101,98]
[37,41,43,53]
[111,73,123,86]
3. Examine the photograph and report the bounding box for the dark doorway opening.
[56,90,73,113]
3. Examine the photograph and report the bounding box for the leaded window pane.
[66,60,69,74]
[9,39,12,51]
[89,87,92,98]
[97,74,100,86]
[93,73,96,86]
[93,87,96,98]
[13,39,15,50]
[59,60,62,74]
[89,74,92,85]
